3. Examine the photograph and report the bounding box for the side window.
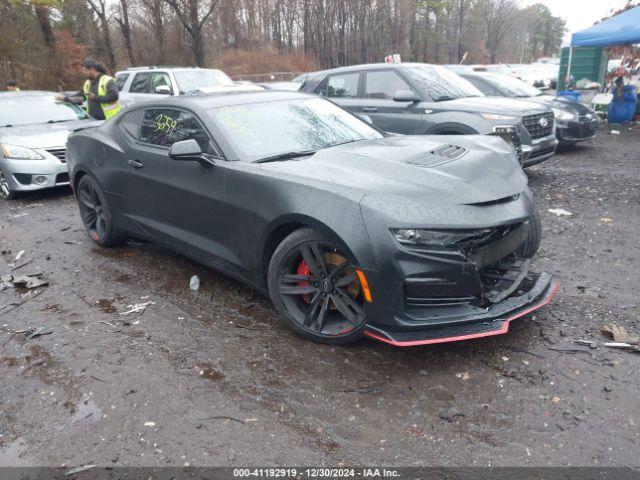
[318,73,359,98]
[129,72,152,93]
[150,72,172,94]
[139,108,211,151]
[364,70,412,99]
[115,73,130,91]
[119,109,143,139]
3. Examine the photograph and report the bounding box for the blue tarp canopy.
[571,6,640,47]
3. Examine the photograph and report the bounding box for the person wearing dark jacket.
[57,58,122,120]
[5,80,20,91]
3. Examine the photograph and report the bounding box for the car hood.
[198,84,264,94]
[0,119,102,149]
[260,135,527,205]
[438,96,548,116]
[523,95,592,114]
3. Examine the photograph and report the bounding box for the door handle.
[362,107,378,113]
[128,159,144,169]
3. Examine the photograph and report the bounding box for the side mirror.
[169,139,204,162]
[155,85,172,95]
[358,114,373,125]
[393,90,420,103]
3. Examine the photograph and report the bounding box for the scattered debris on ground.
[190,275,200,291]
[548,208,573,217]
[118,301,155,316]
[601,324,640,345]
[0,273,49,290]
[24,326,53,340]
[64,465,95,476]
[439,407,465,422]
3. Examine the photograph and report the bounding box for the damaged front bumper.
[365,271,558,346]
[361,219,558,347]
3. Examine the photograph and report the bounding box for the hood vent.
[431,144,467,159]
[403,144,467,168]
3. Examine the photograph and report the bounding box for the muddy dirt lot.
[1,127,639,468]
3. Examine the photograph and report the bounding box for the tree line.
[1,0,567,89]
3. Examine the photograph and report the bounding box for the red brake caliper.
[297,260,312,303]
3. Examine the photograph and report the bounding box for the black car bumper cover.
[556,119,598,143]
[364,272,558,347]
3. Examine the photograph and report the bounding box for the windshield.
[485,73,542,97]
[404,65,483,101]
[0,95,87,126]
[173,69,235,93]
[209,97,383,162]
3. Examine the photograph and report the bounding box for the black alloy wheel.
[268,228,368,344]
[76,175,123,247]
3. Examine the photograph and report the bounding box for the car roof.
[115,66,227,74]
[303,62,448,82]
[459,72,489,78]
[0,90,57,98]
[141,89,317,109]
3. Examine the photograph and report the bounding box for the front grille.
[491,127,523,164]
[523,112,554,139]
[55,172,70,184]
[402,222,527,309]
[478,258,537,305]
[46,148,66,163]
[568,117,596,139]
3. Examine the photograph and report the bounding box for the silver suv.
[115,67,262,106]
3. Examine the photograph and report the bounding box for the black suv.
[460,72,598,146]
[300,63,558,167]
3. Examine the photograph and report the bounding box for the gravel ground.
[0,125,639,468]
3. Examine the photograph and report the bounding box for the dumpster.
[558,47,608,92]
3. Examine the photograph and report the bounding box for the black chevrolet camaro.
[66,90,558,346]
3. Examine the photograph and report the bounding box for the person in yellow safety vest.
[56,58,122,120]
[5,80,20,91]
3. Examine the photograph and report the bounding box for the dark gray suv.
[300,63,558,167]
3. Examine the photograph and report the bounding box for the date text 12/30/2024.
[232,468,400,478]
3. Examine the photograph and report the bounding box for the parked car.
[299,63,558,167]
[0,91,99,200]
[66,90,557,346]
[115,66,262,106]
[258,81,301,91]
[443,64,474,74]
[461,72,598,146]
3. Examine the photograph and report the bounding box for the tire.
[76,175,125,247]
[0,170,18,200]
[517,209,542,258]
[267,228,367,345]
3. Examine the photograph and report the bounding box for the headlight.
[481,113,518,121]
[551,108,575,121]
[1,144,44,160]
[391,228,493,248]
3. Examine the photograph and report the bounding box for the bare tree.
[162,0,219,66]
[480,0,517,63]
[86,0,117,71]
[139,0,166,63]
[115,0,136,65]
[34,3,55,49]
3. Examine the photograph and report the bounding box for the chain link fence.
[229,72,304,83]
